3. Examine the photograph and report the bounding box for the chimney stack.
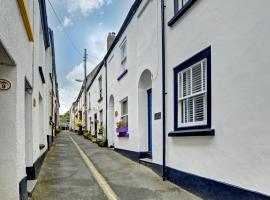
[107,32,116,51]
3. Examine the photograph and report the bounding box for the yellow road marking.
[69,135,119,200]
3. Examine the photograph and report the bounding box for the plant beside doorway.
[98,126,104,135]
[76,119,83,135]
[83,131,91,138]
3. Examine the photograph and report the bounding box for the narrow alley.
[31,132,200,200]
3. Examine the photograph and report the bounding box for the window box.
[116,128,129,137]
[168,0,197,27]
[116,127,128,133]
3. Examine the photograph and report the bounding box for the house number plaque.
[154,112,162,120]
[0,79,11,90]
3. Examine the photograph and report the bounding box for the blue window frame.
[173,47,212,132]
[168,0,197,26]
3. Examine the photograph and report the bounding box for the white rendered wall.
[164,0,270,195]
[87,66,106,138]
[30,0,48,168]
[0,0,33,198]
[0,0,54,199]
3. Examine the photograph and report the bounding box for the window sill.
[168,128,215,137]
[121,57,127,65]
[117,69,128,81]
[39,144,45,150]
[117,132,129,138]
[168,0,197,27]
[98,97,103,103]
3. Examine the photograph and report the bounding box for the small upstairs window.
[100,109,103,127]
[98,76,102,101]
[120,40,127,71]
[121,98,128,128]
[176,0,190,12]
[88,93,91,110]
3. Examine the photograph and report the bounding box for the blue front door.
[147,89,152,158]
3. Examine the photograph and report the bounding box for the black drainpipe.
[105,60,108,147]
[161,0,167,181]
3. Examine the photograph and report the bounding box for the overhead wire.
[47,0,82,55]
[47,0,102,61]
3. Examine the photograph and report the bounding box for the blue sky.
[46,0,133,114]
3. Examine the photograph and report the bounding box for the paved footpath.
[31,132,201,200]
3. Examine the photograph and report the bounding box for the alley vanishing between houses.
[31,132,200,200]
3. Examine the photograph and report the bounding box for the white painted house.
[86,63,106,140]
[0,0,59,199]
[70,0,270,199]
[163,0,270,199]
[105,0,162,158]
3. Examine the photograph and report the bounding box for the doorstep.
[139,157,153,167]
[27,180,37,197]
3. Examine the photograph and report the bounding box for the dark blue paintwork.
[147,89,152,158]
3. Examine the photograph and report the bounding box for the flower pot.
[116,127,129,137]
[116,127,128,133]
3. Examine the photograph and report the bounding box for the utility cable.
[47,0,82,55]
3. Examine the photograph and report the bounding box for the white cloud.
[66,62,95,83]
[59,85,80,114]
[59,61,93,114]
[67,0,112,16]
[63,16,73,27]
[59,27,109,114]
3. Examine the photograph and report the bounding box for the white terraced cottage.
[70,0,270,199]
[0,0,59,199]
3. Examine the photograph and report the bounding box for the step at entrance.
[27,180,37,197]
[139,158,153,167]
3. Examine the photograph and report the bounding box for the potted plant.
[116,120,129,137]
[76,120,83,135]
[98,126,104,135]
[83,131,90,139]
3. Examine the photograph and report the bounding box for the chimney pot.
[107,32,116,51]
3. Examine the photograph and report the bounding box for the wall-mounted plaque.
[154,112,162,120]
[0,79,11,90]
[33,98,36,107]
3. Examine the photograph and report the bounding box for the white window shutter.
[178,73,182,98]
[192,63,202,94]
[183,69,191,97]
[202,60,206,91]
[194,94,205,122]
[178,58,208,126]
